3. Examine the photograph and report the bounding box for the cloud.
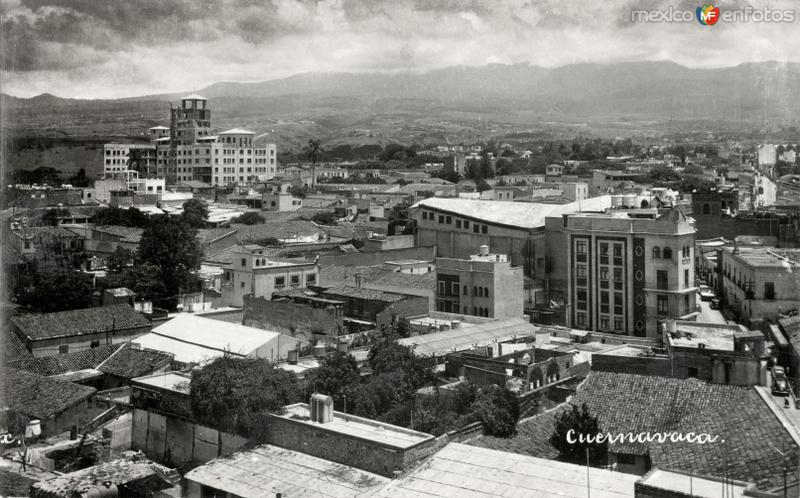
[1,0,799,98]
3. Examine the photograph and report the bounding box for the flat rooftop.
[184,443,388,498]
[132,372,191,394]
[597,345,655,357]
[667,321,748,351]
[376,443,638,497]
[639,469,748,498]
[278,403,434,450]
[727,247,800,267]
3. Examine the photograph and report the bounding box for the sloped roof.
[321,286,408,303]
[780,316,800,351]
[399,318,537,357]
[97,343,174,379]
[320,265,435,291]
[181,94,207,100]
[10,343,121,376]
[376,443,637,498]
[185,444,389,498]
[135,314,283,364]
[469,372,799,492]
[12,304,150,341]
[412,195,612,229]
[93,225,145,243]
[218,128,254,135]
[2,368,96,419]
[232,221,322,242]
[32,458,174,496]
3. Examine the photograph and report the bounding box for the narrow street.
[696,296,727,324]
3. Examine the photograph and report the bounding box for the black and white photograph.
[1,0,799,496]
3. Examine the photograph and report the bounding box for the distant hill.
[3,61,799,147]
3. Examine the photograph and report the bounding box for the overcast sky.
[1,0,799,99]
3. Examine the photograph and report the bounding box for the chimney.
[310,393,334,423]
[479,245,489,256]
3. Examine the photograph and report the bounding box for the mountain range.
[3,61,799,146]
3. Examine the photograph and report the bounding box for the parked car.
[772,366,790,396]
[710,298,720,310]
[698,286,715,301]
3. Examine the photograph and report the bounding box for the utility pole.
[585,447,591,498]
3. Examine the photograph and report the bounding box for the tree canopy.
[231,211,265,225]
[137,216,203,309]
[550,403,608,466]
[12,267,94,313]
[181,199,209,228]
[190,356,302,436]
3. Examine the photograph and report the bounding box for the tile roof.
[31,458,175,497]
[9,343,121,376]
[322,285,408,303]
[185,444,389,498]
[195,227,237,245]
[780,316,800,350]
[92,225,145,243]
[11,304,151,341]
[469,372,799,491]
[412,195,613,229]
[2,368,96,419]
[97,343,174,379]
[320,265,435,290]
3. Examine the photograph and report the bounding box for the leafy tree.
[432,168,460,183]
[12,267,94,312]
[289,185,309,198]
[388,202,413,236]
[304,139,324,188]
[39,207,71,226]
[231,212,265,225]
[683,165,705,176]
[181,199,209,228]
[66,168,92,188]
[191,356,302,436]
[107,246,133,273]
[101,263,168,303]
[550,403,608,465]
[310,211,338,225]
[470,384,519,437]
[252,237,281,247]
[475,179,492,192]
[92,207,150,228]
[305,351,361,409]
[138,216,203,310]
[412,382,478,435]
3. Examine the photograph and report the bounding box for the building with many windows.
[220,246,319,307]
[544,208,697,338]
[102,95,276,186]
[435,245,524,319]
[717,246,800,327]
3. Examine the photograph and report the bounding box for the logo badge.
[696,4,720,25]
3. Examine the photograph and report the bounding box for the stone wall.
[592,353,673,377]
[243,295,342,341]
[376,296,430,329]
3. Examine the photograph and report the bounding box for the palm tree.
[303,139,323,189]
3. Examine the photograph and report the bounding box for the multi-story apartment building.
[435,245,524,319]
[717,246,800,326]
[544,208,697,338]
[102,95,277,186]
[221,246,320,307]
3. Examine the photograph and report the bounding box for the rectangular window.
[576,240,587,254]
[657,270,668,290]
[455,220,462,228]
[600,316,609,330]
[445,216,452,224]
[481,225,487,234]
[600,268,609,281]
[614,317,623,331]
[684,269,690,287]
[764,282,775,300]
[90,340,100,348]
[473,224,480,233]
[241,258,246,267]
[57,345,68,354]
[275,276,285,287]
[438,215,445,223]
[657,295,669,315]
[576,313,586,326]
[451,282,459,295]
[306,273,316,284]
[463,220,470,229]
[291,275,300,285]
